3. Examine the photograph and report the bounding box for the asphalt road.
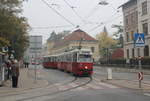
[94,66,150,81]
[0,65,150,101]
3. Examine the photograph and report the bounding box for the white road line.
[86,83,103,89]
[58,86,68,91]
[98,82,118,88]
[68,83,78,87]
[144,93,150,97]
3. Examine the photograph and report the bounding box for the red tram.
[42,55,57,69]
[42,49,93,76]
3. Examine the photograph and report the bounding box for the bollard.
[107,68,112,80]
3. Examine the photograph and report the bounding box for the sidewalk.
[101,79,150,92]
[94,66,150,92]
[0,68,48,94]
[97,65,150,75]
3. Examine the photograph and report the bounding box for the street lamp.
[98,1,109,5]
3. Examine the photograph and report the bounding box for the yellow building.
[47,29,99,61]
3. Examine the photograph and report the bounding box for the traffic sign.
[138,72,143,81]
[134,33,145,47]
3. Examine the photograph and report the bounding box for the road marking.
[98,82,118,88]
[86,83,103,89]
[144,93,150,97]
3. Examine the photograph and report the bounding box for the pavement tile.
[0,68,48,94]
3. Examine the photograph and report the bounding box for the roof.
[64,29,96,41]
[119,0,136,8]
[52,29,97,48]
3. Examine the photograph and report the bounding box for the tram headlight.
[85,66,88,69]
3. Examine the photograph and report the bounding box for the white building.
[137,0,150,57]
[122,0,150,59]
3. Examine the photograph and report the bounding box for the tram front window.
[78,54,92,62]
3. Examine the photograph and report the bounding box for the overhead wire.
[63,0,86,24]
[85,0,109,19]
[41,0,75,27]
[88,12,123,32]
[31,25,73,29]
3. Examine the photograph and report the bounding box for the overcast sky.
[22,0,129,43]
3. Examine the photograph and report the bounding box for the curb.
[101,79,150,92]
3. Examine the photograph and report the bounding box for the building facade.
[24,36,42,63]
[122,0,150,59]
[46,29,99,61]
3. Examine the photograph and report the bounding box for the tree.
[112,24,123,38]
[96,26,117,58]
[0,0,29,59]
[47,30,70,42]
[112,24,124,48]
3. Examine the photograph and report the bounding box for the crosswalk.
[0,79,120,101]
[55,80,119,91]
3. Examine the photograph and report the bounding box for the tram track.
[0,67,79,97]
[15,76,92,101]
[0,75,77,97]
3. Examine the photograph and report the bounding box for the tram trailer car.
[42,55,57,69]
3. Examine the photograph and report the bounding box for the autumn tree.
[96,27,117,58]
[0,0,29,59]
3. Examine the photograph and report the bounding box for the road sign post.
[138,71,143,88]
[134,33,145,88]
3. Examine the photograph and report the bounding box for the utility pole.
[138,56,143,88]
[134,33,145,88]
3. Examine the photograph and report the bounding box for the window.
[73,53,77,62]
[125,16,129,25]
[127,49,129,58]
[144,45,149,56]
[78,54,92,62]
[142,23,148,35]
[132,48,135,58]
[91,47,95,53]
[137,48,140,57]
[142,1,147,15]
[126,32,130,42]
[131,31,134,40]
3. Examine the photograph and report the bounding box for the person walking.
[24,56,30,68]
[11,59,19,88]
[5,60,11,80]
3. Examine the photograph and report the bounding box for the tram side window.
[49,57,51,62]
[73,53,77,62]
[58,56,61,62]
[52,57,54,62]
[66,54,71,62]
[45,58,47,62]
[54,57,56,62]
[69,54,72,62]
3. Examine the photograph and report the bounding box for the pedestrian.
[5,60,11,80]
[11,59,19,88]
[24,56,30,68]
[26,62,29,68]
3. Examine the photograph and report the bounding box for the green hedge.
[98,57,150,69]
